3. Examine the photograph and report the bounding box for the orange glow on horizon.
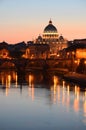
[0,26,41,44]
[0,22,86,44]
[0,33,86,44]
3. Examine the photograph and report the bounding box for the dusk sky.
[0,0,86,44]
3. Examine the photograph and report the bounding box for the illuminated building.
[36,20,68,57]
[60,39,86,73]
[0,48,10,59]
[43,20,59,44]
[23,44,50,59]
[76,49,86,59]
[64,39,86,60]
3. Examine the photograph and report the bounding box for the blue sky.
[0,0,86,43]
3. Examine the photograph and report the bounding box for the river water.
[0,70,86,130]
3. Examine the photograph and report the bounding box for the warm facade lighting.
[76,49,86,59]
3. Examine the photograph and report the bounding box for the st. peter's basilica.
[36,20,68,56]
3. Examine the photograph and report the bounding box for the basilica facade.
[23,20,68,59]
[36,20,68,57]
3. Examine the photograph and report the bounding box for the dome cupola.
[44,20,57,33]
[43,20,59,43]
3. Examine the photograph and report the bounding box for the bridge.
[0,58,73,72]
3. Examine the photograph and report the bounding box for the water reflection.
[0,70,86,126]
[0,71,18,96]
[28,74,35,100]
[0,71,17,84]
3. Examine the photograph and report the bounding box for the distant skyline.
[0,0,86,44]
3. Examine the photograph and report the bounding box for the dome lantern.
[49,19,52,24]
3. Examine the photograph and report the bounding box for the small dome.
[59,35,64,41]
[37,35,42,40]
[44,20,57,33]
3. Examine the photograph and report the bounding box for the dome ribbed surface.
[44,20,57,33]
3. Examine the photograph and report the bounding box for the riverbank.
[63,72,86,86]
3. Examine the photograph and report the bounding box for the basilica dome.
[43,20,57,33]
[43,20,59,42]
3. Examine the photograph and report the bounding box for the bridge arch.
[0,61,16,69]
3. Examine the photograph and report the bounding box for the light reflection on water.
[0,70,86,130]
